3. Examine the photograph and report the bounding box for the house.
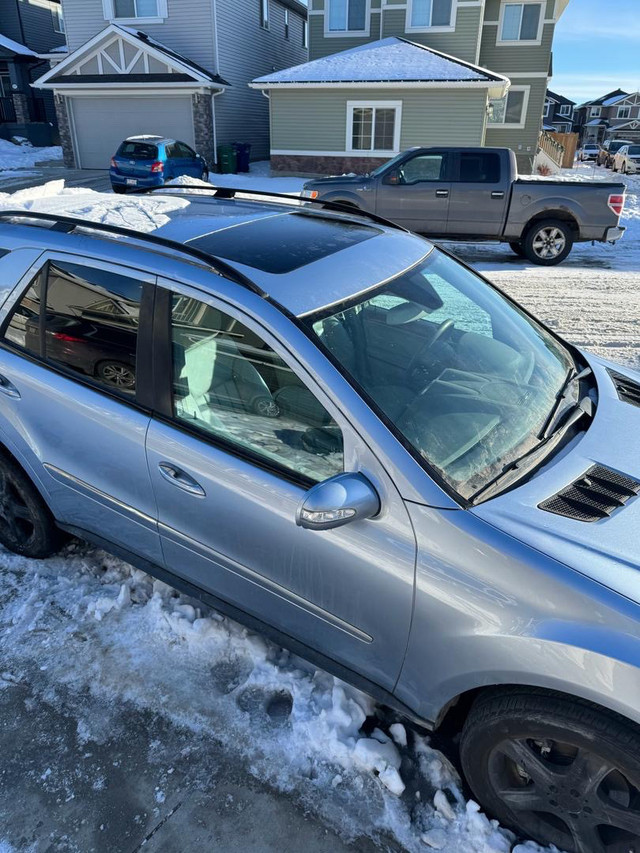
[597,91,640,144]
[573,89,629,144]
[252,0,571,174]
[543,88,574,133]
[0,0,66,142]
[33,0,308,169]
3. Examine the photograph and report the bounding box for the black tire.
[112,185,127,194]
[509,241,525,257]
[0,453,65,558]
[523,218,574,265]
[460,688,640,853]
[96,360,136,391]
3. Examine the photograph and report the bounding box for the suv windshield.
[306,250,577,501]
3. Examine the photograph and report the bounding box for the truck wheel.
[523,219,573,265]
[509,241,525,257]
[460,688,640,853]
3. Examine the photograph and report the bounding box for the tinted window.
[399,154,447,184]
[2,269,45,356]
[117,142,158,160]
[176,142,196,158]
[171,294,343,482]
[458,153,501,183]
[629,146,640,156]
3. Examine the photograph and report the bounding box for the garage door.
[69,96,195,170]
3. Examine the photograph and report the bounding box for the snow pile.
[0,544,553,852]
[0,139,62,173]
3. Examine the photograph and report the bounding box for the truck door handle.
[0,374,20,399]
[491,191,505,199]
[158,463,206,497]
[435,190,449,198]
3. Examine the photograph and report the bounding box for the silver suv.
[0,192,639,853]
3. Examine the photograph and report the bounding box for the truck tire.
[460,688,640,853]
[509,241,525,257]
[523,219,573,265]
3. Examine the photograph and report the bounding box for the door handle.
[491,191,505,199]
[435,189,449,198]
[0,374,20,399]
[158,463,206,497]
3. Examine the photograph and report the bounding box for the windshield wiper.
[538,366,592,440]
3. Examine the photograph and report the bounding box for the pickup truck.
[302,147,626,265]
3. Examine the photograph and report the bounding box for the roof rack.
[133,183,408,233]
[0,209,267,298]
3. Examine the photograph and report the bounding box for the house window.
[543,99,550,117]
[618,105,631,119]
[303,19,308,47]
[114,0,159,17]
[260,0,269,29]
[328,0,367,33]
[488,87,529,127]
[559,104,571,116]
[408,0,454,29]
[347,102,401,153]
[499,2,542,41]
[590,106,601,117]
[51,4,65,33]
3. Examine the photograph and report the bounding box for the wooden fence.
[548,132,579,168]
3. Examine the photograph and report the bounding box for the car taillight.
[608,194,625,216]
[110,158,117,168]
[52,332,85,343]
[151,161,164,173]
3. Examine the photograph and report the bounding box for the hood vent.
[539,465,640,522]
[608,369,640,408]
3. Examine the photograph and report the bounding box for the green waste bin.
[217,144,237,174]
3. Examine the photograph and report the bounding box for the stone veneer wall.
[53,96,76,168]
[192,93,215,166]
[271,154,389,177]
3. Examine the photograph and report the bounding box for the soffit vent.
[539,464,640,522]
[608,369,640,409]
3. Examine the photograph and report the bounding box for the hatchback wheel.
[523,219,573,265]
[96,360,136,390]
[460,689,640,853]
[0,454,65,557]
[253,397,280,418]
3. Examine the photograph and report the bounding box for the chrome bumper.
[605,226,626,243]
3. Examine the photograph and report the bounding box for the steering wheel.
[407,319,455,374]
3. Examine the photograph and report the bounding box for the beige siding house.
[253,0,570,174]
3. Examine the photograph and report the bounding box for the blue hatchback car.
[110,135,209,193]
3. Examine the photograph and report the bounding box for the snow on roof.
[252,37,505,86]
[602,93,627,107]
[49,44,68,53]
[0,33,38,58]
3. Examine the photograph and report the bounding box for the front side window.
[500,2,542,41]
[2,260,142,396]
[488,88,527,127]
[396,153,448,184]
[307,250,575,501]
[328,0,367,33]
[409,0,454,29]
[349,102,400,153]
[171,295,344,483]
[114,0,159,18]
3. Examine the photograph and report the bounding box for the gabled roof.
[546,89,575,107]
[0,33,38,58]
[250,37,508,94]
[578,89,628,108]
[604,91,640,107]
[34,24,229,90]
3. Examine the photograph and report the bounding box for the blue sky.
[552,0,640,104]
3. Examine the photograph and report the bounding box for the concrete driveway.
[0,161,112,194]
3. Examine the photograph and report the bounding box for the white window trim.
[346,100,402,155]
[405,0,457,33]
[559,104,571,116]
[52,5,65,34]
[324,0,371,38]
[102,0,168,24]
[261,0,270,29]
[543,99,550,117]
[496,1,545,46]
[618,106,632,119]
[590,106,601,117]
[487,85,530,129]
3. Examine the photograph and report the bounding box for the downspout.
[211,88,223,166]
[211,0,221,165]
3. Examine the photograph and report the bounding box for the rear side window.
[117,142,158,160]
[457,153,501,183]
[176,142,196,158]
[2,260,143,397]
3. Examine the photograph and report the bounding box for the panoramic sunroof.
[187,212,380,274]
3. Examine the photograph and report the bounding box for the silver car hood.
[471,355,640,603]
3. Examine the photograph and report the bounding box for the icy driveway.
[0,165,638,852]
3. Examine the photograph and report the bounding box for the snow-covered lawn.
[0,161,638,852]
[0,139,63,184]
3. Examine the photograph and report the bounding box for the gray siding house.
[34,0,307,169]
[543,89,575,133]
[253,0,570,174]
[575,91,640,145]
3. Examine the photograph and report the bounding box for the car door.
[446,151,510,237]
[176,142,202,178]
[0,253,162,564]
[144,282,416,689]
[374,150,452,235]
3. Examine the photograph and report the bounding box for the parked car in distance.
[613,144,640,174]
[597,139,634,168]
[577,143,599,161]
[110,136,209,194]
[2,195,640,853]
[302,147,626,265]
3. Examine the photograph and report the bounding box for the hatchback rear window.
[117,142,158,160]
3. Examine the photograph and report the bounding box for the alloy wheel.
[532,226,567,260]
[99,362,136,390]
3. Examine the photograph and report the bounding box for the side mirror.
[384,170,401,185]
[296,473,380,531]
